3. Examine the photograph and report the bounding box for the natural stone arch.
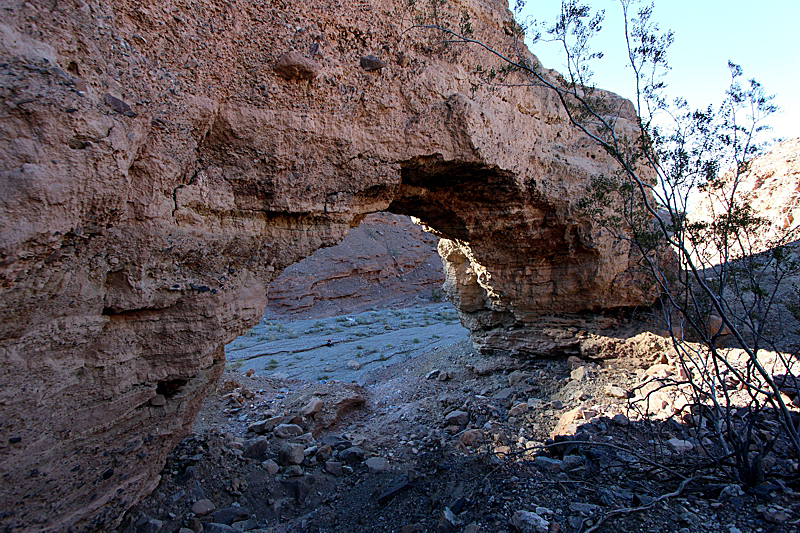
[0,0,657,530]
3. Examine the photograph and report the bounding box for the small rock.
[566,356,583,370]
[707,315,732,336]
[439,507,458,531]
[283,465,304,477]
[550,400,563,409]
[301,398,324,417]
[562,455,585,471]
[149,394,166,407]
[508,370,528,386]
[248,416,283,435]
[338,446,365,464]
[509,402,529,417]
[667,438,694,454]
[243,437,271,460]
[262,459,280,475]
[426,369,441,379]
[274,424,304,439]
[438,371,452,381]
[211,506,250,526]
[274,51,319,80]
[605,385,627,398]
[459,429,484,447]
[202,524,236,533]
[444,410,469,426]
[463,524,481,533]
[569,502,600,515]
[570,366,588,382]
[325,460,344,476]
[347,360,361,370]
[103,93,136,117]
[190,498,215,516]
[612,413,629,426]
[400,524,422,533]
[138,518,163,533]
[493,387,515,400]
[510,510,549,533]
[360,55,388,71]
[315,444,333,461]
[365,456,390,472]
[534,456,564,473]
[278,443,305,465]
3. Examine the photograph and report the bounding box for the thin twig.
[584,476,695,533]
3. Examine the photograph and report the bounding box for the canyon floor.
[120,304,800,533]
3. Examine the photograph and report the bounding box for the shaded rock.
[102,93,136,117]
[365,456,390,472]
[534,456,563,473]
[262,459,280,475]
[278,443,305,465]
[667,438,694,454]
[360,55,387,71]
[325,460,344,476]
[459,429,484,447]
[605,385,627,398]
[338,446,365,464]
[149,394,166,407]
[510,510,549,533]
[274,51,318,80]
[444,410,469,426]
[243,438,270,459]
[211,506,250,526]
[509,402,529,416]
[190,499,215,516]
[203,523,236,533]
[248,416,283,435]
[274,424,304,439]
[301,397,324,417]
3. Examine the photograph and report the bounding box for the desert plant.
[410,0,800,484]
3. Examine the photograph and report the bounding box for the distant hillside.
[265,213,444,318]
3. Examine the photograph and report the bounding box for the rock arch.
[0,0,655,530]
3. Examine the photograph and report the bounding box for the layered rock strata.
[0,0,654,530]
[265,212,444,318]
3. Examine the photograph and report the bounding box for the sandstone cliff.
[265,212,444,318]
[0,0,655,530]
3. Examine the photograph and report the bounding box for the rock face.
[0,0,654,530]
[265,212,444,318]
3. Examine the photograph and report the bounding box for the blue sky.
[515,0,799,142]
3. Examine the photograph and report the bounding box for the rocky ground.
[119,307,800,533]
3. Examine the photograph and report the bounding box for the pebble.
[667,438,694,454]
[366,457,390,472]
[248,416,282,435]
[510,510,549,533]
[444,410,469,426]
[570,366,588,382]
[262,459,279,475]
[360,55,388,71]
[534,456,563,473]
[509,402,529,416]
[283,465,304,477]
[211,506,250,526]
[347,360,361,370]
[325,460,344,476]
[301,398,324,416]
[459,429,484,447]
[149,394,166,407]
[190,498,215,516]
[274,424,304,439]
[566,355,584,370]
[612,413,629,426]
[605,385,627,398]
[338,446,365,464]
[278,443,305,465]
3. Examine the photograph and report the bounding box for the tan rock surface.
[265,212,444,318]
[0,0,655,530]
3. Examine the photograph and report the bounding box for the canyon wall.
[265,212,444,318]
[0,0,655,530]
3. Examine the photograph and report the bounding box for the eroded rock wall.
[0,0,654,530]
